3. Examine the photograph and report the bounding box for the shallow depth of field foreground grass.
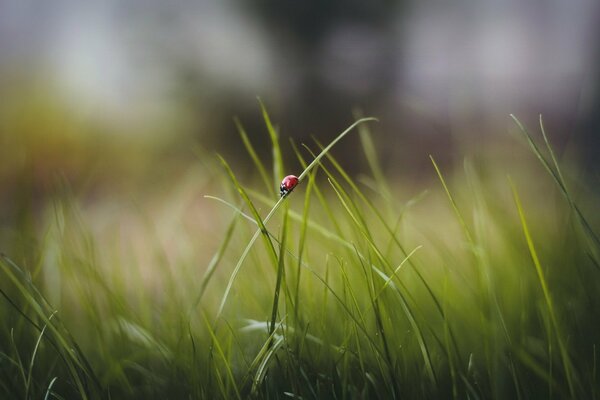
[1,111,599,399]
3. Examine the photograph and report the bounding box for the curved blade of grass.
[0,254,100,399]
[510,177,576,397]
[240,318,286,393]
[309,142,460,368]
[511,115,600,259]
[26,311,57,399]
[44,377,58,400]
[539,115,600,260]
[241,320,349,357]
[355,111,392,203]
[201,312,242,400]
[258,98,284,193]
[327,179,438,386]
[430,155,474,245]
[308,268,386,360]
[252,335,285,395]
[372,245,422,302]
[235,117,271,192]
[269,209,288,334]
[297,118,377,182]
[371,265,438,387]
[204,196,298,261]
[218,154,279,264]
[337,249,391,384]
[355,249,401,398]
[289,139,319,325]
[214,117,377,318]
[9,329,27,393]
[327,171,438,388]
[190,212,239,314]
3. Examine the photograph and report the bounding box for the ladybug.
[280,175,299,197]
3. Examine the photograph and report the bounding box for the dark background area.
[0,0,599,203]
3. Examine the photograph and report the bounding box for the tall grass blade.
[235,117,272,192]
[269,208,289,334]
[355,112,391,202]
[190,213,239,313]
[201,312,242,400]
[258,98,285,193]
[430,155,474,245]
[510,178,577,397]
[26,312,57,399]
[252,335,285,395]
[44,377,58,400]
[510,115,600,263]
[0,254,101,399]
[214,117,377,318]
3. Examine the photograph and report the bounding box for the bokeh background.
[2,3,600,398]
[1,0,599,260]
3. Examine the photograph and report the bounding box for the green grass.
[0,110,599,399]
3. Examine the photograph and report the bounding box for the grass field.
[1,110,599,399]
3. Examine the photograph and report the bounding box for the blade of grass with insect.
[213,117,377,318]
[249,178,435,347]
[205,168,298,325]
[248,181,458,383]
[229,184,441,387]
[509,177,577,398]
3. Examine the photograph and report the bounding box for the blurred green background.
[2,1,599,177]
[2,0,599,264]
[1,0,599,303]
[1,0,599,305]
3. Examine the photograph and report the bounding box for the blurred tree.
[232,0,407,168]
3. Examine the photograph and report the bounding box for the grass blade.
[235,117,272,192]
[269,208,289,334]
[258,98,284,193]
[509,177,577,397]
[214,117,377,318]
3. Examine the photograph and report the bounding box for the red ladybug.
[280,175,299,197]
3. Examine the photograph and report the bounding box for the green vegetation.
[1,110,599,399]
